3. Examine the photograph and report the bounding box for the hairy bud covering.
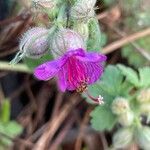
[11,27,49,64]
[118,111,134,126]
[113,128,133,149]
[70,0,96,22]
[73,23,89,41]
[136,126,150,150]
[137,88,150,103]
[111,97,129,115]
[50,29,85,58]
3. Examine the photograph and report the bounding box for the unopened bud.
[137,88,150,103]
[118,111,134,126]
[140,104,150,114]
[32,0,57,9]
[71,0,96,22]
[24,0,60,19]
[50,29,85,58]
[73,23,89,41]
[113,128,133,149]
[136,126,150,150]
[10,27,49,64]
[111,97,129,115]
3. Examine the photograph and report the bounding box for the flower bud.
[136,126,150,150]
[139,104,150,114]
[50,29,85,58]
[10,27,49,64]
[73,23,89,41]
[32,0,57,9]
[118,111,134,126]
[70,0,96,22]
[137,88,150,103]
[111,97,129,115]
[113,128,133,149]
[21,0,60,20]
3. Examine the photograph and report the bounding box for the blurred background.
[0,0,150,150]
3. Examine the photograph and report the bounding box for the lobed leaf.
[90,105,117,131]
[117,64,139,87]
[138,67,150,87]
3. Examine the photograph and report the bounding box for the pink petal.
[84,62,103,84]
[57,67,67,92]
[34,58,65,81]
[76,52,107,62]
[65,48,85,57]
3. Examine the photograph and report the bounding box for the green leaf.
[24,53,53,70]
[138,67,150,87]
[103,0,115,6]
[122,44,146,68]
[0,100,10,123]
[87,18,102,51]
[4,121,23,137]
[117,64,139,87]
[98,65,128,99]
[0,121,23,147]
[121,36,150,68]
[91,105,117,131]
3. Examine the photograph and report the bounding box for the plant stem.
[0,61,32,73]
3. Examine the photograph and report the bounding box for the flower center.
[76,81,88,93]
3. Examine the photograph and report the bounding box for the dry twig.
[101,28,150,54]
[33,94,81,150]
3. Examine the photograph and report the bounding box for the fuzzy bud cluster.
[111,97,134,126]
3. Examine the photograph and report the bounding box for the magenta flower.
[34,48,106,94]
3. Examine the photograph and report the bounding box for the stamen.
[67,57,86,89]
[85,90,104,105]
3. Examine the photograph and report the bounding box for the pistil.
[85,89,104,105]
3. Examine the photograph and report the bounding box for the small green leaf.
[117,64,139,87]
[91,105,117,131]
[4,121,23,137]
[0,121,22,147]
[0,100,10,123]
[138,67,150,87]
[100,65,124,96]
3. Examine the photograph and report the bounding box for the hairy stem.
[0,61,32,73]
